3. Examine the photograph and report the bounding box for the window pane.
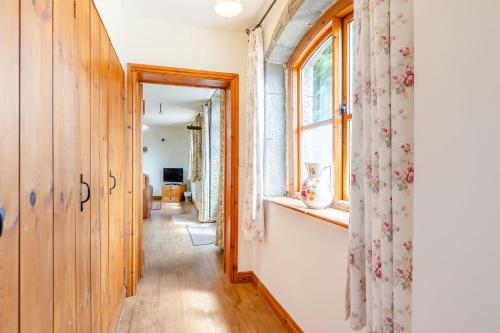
[345,19,355,199]
[300,123,333,189]
[348,20,355,114]
[301,37,333,126]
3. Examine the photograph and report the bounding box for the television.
[163,168,183,183]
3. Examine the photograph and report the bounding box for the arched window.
[288,2,353,210]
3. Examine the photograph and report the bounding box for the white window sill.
[263,197,349,229]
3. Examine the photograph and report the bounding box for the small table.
[162,183,188,202]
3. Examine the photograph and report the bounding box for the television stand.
[162,183,188,203]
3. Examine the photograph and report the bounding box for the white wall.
[93,0,126,66]
[123,17,247,76]
[252,203,358,333]
[142,125,190,196]
[413,1,500,332]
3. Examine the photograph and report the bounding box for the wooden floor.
[117,202,287,333]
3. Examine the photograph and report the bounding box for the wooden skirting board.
[152,195,162,200]
[236,272,303,333]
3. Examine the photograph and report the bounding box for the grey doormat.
[186,223,216,246]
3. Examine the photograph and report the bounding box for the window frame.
[296,29,334,193]
[339,12,354,205]
[287,1,353,211]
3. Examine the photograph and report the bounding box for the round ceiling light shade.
[214,0,243,18]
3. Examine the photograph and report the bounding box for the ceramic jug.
[300,162,333,209]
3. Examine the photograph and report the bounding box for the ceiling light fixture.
[214,0,243,18]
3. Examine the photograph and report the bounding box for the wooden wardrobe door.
[0,0,19,331]
[20,0,54,332]
[53,0,78,331]
[76,0,92,331]
[107,50,126,324]
[98,24,111,333]
[90,3,102,332]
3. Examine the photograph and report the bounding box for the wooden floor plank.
[117,202,287,333]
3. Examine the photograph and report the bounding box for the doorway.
[126,64,240,296]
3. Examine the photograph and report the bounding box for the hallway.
[117,203,287,333]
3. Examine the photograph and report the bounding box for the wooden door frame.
[126,63,240,296]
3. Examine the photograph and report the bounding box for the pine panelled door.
[0,0,127,332]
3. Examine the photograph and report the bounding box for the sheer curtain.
[241,27,265,241]
[199,105,211,222]
[346,0,414,332]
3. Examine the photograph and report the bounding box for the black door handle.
[109,171,117,195]
[0,208,5,238]
[80,174,91,212]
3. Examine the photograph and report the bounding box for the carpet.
[151,201,162,210]
[186,223,216,246]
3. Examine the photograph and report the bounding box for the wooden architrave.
[126,63,240,294]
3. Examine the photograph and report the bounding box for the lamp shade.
[214,0,243,18]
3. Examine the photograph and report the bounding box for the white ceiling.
[124,0,271,32]
[143,84,215,127]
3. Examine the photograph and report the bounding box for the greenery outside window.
[287,2,353,211]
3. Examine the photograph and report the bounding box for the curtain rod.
[202,89,219,107]
[246,0,277,35]
[187,112,202,131]
[189,88,218,131]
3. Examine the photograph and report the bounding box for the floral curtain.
[346,0,414,332]
[215,89,225,247]
[199,105,211,222]
[241,27,265,241]
[189,114,202,182]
